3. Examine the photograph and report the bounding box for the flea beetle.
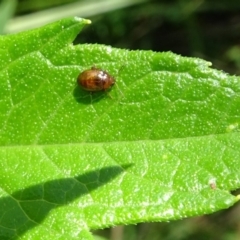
[77,66,115,92]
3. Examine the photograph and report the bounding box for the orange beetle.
[77,66,115,92]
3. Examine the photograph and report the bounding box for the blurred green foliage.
[16,0,79,13]
[0,0,16,33]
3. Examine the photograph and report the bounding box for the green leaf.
[0,17,240,240]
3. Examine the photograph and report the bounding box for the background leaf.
[0,0,17,34]
[0,17,240,240]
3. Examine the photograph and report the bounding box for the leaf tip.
[74,16,91,25]
[235,194,240,202]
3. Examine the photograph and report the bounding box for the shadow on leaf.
[0,164,132,239]
[73,83,113,104]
